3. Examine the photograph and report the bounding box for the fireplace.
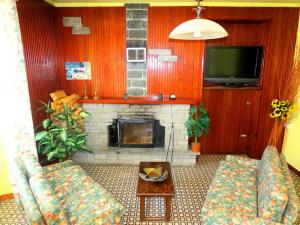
[108,116,165,148]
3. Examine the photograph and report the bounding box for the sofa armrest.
[43,160,74,174]
[202,215,283,225]
[226,155,260,169]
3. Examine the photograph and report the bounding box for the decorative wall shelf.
[78,97,196,105]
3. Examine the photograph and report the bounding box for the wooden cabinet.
[201,88,261,154]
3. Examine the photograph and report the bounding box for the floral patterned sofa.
[201,146,300,225]
[11,151,125,225]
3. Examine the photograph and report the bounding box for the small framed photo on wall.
[65,62,91,80]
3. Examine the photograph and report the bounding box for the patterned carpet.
[1,155,299,225]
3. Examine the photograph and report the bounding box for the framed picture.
[126,48,147,62]
[65,62,91,80]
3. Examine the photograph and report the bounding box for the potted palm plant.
[35,102,91,162]
[185,104,210,152]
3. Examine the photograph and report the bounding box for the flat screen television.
[204,45,263,85]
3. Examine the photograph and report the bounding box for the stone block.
[172,104,190,110]
[127,70,143,78]
[72,27,91,35]
[131,79,146,88]
[149,49,172,56]
[141,21,147,29]
[128,30,147,39]
[126,10,147,20]
[157,55,178,62]
[127,88,145,96]
[103,104,128,109]
[126,40,146,48]
[127,62,147,70]
[83,103,98,109]
[127,20,142,29]
[125,3,149,9]
[63,17,82,27]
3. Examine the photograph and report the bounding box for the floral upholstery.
[29,174,68,225]
[279,154,300,224]
[47,165,125,225]
[258,146,288,222]
[226,155,260,169]
[22,151,43,177]
[201,161,258,223]
[12,158,45,225]
[13,152,125,225]
[201,146,298,225]
[43,160,74,174]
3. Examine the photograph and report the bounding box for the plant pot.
[191,142,201,153]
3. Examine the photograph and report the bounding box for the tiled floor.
[0,154,299,225]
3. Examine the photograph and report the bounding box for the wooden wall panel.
[17,0,59,128]
[147,7,204,102]
[202,89,261,154]
[55,8,126,98]
[201,8,299,158]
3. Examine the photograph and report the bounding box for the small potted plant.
[35,101,91,162]
[185,104,210,152]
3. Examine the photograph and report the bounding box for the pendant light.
[169,0,228,40]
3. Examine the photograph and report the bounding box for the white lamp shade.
[169,18,228,40]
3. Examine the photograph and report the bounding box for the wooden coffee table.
[137,161,175,222]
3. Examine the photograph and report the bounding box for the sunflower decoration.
[269,99,297,121]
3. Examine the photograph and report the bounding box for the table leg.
[165,196,171,222]
[140,196,145,221]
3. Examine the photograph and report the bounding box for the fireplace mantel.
[78,97,196,105]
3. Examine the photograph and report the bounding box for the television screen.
[204,46,263,85]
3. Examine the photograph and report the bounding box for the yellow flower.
[280,100,289,106]
[281,112,289,120]
[273,109,282,117]
[271,99,280,108]
[281,107,288,112]
[269,112,277,118]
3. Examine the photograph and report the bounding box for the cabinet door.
[201,89,261,154]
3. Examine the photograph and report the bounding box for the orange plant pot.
[191,142,201,153]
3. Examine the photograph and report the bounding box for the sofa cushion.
[47,165,125,225]
[29,174,68,225]
[226,155,260,169]
[202,161,258,219]
[23,151,43,177]
[12,159,45,225]
[43,160,74,174]
[257,146,288,222]
[280,154,300,224]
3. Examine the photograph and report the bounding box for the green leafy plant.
[185,104,210,143]
[35,102,91,161]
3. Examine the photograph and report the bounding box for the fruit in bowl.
[143,167,162,178]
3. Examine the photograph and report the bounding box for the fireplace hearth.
[108,116,165,148]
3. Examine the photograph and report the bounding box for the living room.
[0,0,300,224]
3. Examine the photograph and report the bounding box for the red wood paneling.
[55,8,126,98]
[202,89,261,154]
[201,8,299,158]
[147,7,204,102]
[17,0,59,128]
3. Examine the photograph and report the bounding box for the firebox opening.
[108,117,165,148]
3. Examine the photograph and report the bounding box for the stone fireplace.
[72,103,197,165]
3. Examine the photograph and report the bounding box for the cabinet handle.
[240,134,247,138]
[246,101,251,105]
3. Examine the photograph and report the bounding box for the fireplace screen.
[108,117,165,148]
[121,122,153,145]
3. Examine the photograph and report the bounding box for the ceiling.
[44,0,300,7]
